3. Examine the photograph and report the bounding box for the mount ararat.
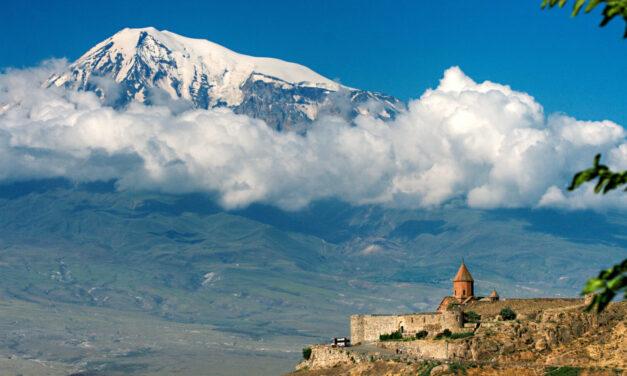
[47,27,404,130]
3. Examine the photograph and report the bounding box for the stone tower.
[453,262,474,299]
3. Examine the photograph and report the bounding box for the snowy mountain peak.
[48,27,404,129]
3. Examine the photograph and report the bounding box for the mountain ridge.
[47,27,405,129]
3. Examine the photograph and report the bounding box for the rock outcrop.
[290,301,626,375]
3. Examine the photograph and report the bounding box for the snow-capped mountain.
[48,27,405,129]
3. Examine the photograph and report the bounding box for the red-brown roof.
[490,289,499,298]
[453,262,474,282]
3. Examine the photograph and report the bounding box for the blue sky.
[0,0,626,212]
[1,0,625,126]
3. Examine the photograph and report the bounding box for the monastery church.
[437,262,499,312]
[350,262,500,344]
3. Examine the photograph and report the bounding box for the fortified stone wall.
[463,298,583,318]
[350,314,397,344]
[378,340,451,359]
[351,311,463,344]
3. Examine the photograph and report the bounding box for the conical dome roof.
[490,289,499,298]
[453,262,474,282]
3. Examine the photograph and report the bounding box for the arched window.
[463,289,466,296]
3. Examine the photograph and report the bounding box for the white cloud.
[0,62,625,210]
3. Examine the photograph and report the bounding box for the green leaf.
[585,0,603,13]
[568,169,598,190]
[596,290,615,312]
[593,153,602,167]
[582,277,606,293]
[594,176,609,193]
[606,275,626,291]
[572,0,588,15]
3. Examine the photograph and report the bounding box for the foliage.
[463,311,481,322]
[541,0,627,38]
[446,303,460,311]
[379,330,403,341]
[302,347,312,360]
[415,330,428,339]
[418,361,441,376]
[449,362,469,373]
[450,332,474,340]
[582,259,627,312]
[499,306,517,320]
[568,154,627,193]
[545,365,583,375]
[443,328,452,337]
[567,154,627,312]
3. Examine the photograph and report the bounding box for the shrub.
[302,347,312,360]
[545,366,583,376]
[463,311,481,322]
[415,330,428,339]
[450,332,474,340]
[379,330,403,341]
[449,362,468,372]
[443,329,452,337]
[418,361,440,376]
[446,303,460,311]
[499,306,517,320]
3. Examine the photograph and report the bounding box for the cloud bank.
[0,61,625,210]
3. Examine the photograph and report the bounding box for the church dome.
[453,262,474,282]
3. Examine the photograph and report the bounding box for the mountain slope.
[0,180,625,375]
[48,27,405,129]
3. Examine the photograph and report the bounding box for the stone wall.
[296,344,366,371]
[463,298,583,319]
[351,311,463,344]
[350,314,397,344]
[378,340,451,359]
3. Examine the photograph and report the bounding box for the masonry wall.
[350,314,397,344]
[463,298,584,319]
[378,340,452,359]
[351,311,463,344]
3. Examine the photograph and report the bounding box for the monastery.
[350,262,499,344]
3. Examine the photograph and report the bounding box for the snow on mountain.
[48,27,405,129]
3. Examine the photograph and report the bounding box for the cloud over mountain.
[0,62,625,210]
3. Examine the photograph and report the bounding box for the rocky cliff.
[289,301,626,375]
